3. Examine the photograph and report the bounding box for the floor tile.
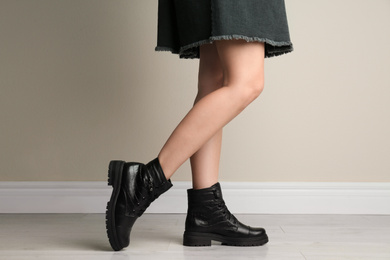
[0,214,389,260]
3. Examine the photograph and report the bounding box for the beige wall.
[1,0,389,182]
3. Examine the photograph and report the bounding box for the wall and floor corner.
[1,1,390,214]
[1,181,390,214]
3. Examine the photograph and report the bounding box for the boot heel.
[183,232,212,247]
[108,160,125,187]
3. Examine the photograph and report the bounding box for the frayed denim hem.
[156,35,293,59]
[155,46,179,54]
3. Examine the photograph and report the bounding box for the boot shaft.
[187,182,224,206]
[145,158,172,199]
[121,158,172,217]
[185,182,237,232]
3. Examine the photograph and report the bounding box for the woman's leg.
[190,44,224,190]
[106,40,266,251]
[158,39,265,180]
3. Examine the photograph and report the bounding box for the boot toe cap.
[248,226,267,237]
[116,224,130,247]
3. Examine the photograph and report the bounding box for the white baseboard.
[0,181,389,214]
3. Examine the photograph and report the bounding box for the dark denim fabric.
[156,0,293,58]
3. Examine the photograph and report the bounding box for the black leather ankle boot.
[183,182,268,246]
[106,158,172,251]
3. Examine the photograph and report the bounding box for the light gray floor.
[0,214,389,260]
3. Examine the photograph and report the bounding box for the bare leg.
[190,44,223,189]
[158,40,265,180]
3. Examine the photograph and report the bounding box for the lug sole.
[105,160,125,251]
[183,231,269,247]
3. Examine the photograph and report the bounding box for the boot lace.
[213,190,238,225]
[128,175,156,217]
[217,202,238,225]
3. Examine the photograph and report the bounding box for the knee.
[235,76,265,108]
[247,77,264,101]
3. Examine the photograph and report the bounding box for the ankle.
[192,181,218,190]
[156,155,174,180]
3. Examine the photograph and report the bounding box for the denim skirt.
[155,0,293,59]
